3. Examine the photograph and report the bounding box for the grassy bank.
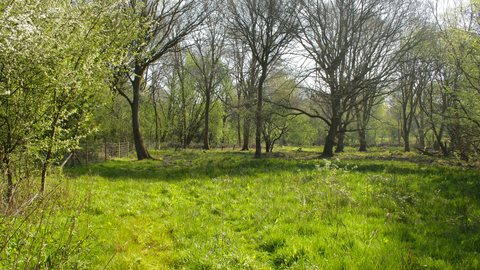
[58,148,480,269]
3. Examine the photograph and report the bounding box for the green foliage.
[63,149,480,269]
[0,173,94,269]
[284,115,322,146]
[93,93,133,142]
[0,0,132,194]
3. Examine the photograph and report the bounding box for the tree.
[188,8,228,150]
[335,109,354,153]
[0,0,128,201]
[227,0,299,158]
[262,72,297,152]
[420,57,455,156]
[295,0,423,157]
[394,49,430,152]
[114,0,210,160]
[228,38,259,150]
[150,50,218,149]
[431,1,480,160]
[355,86,384,151]
[147,63,166,149]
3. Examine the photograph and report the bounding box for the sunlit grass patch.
[66,148,480,269]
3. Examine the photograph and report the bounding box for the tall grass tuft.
[0,168,94,269]
[63,148,480,269]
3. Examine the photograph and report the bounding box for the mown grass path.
[68,148,480,269]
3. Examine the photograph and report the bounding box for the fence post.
[72,148,76,167]
[118,141,121,158]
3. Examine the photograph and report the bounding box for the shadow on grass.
[68,150,480,197]
[339,158,480,198]
[66,150,320,182]
[66,148,480,268]
[345,158,480,267]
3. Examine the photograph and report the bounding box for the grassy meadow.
[3,147,480,269]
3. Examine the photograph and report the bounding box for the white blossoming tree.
[0,0,130,204]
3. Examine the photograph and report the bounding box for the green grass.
[62,148,480,269]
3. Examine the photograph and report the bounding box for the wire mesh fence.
[59,139,235,167]
[61,141,136,167]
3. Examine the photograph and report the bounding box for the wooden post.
[104,141,107,162]
[118,141,121,158]
[72,149,76,167]
[86,142,89,166]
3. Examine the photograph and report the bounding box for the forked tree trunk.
[265,139,271,153]
[358,129,367,152]
[322,115,341,157]
[433,126,448,156]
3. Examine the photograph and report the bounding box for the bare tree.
[420,64,455,156]
[114,0,210,160]
[355,85,385,152]
[335,109,354,153]
[228,38,260,151]
[227,0,299,158]
[295,0,423,157]
[394,49,431,152]
[189,7,228,150]
[146,61,172,149]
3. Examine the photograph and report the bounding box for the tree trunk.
[265,139,271,153]
[181,75,187,150]
[255,69,267,158]
[322,116,341,157]
[237,117,242,149]
[403,137,410,152]
[397,120,402,145]
[358,129,367,152]
[335,132,345,153]
[40,160,49,193]
[203,91,211,150]
[403,124,410,152]
[161,132,167,144]
[433,126,448,156]
[153,92,161,150]
[155,118,160,150]
[418,131,425,150]
[40,132,54,193]
[237,107,242,149]
[242,118,250,150]
[132,65,152,160]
